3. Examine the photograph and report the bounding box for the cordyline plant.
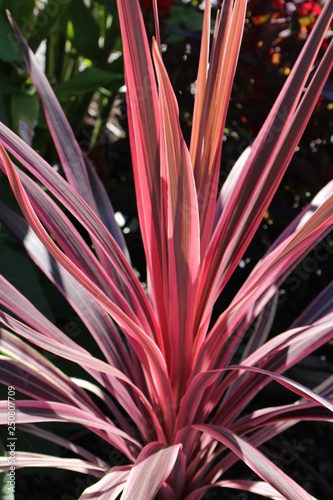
[0,0,333,498]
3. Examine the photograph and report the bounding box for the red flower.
[272,0,285,10]
[296,1,321,17]
[142,0,172,14]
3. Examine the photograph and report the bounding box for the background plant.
[0,0,124,156]
[0,0,333,499]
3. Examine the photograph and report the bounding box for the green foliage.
[27,0,74,53]
[0,0,124,158]
[54,66,123,98]
[0,239,55,323]
[0,12,23,62]
[63,1,101,61]
[165,5,205,40]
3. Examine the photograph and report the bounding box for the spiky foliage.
[1,1,333,498]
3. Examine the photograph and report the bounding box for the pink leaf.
[152,39,200,402]
[80,467,131,499]
[194,424,313,499]
[121,443,181,500]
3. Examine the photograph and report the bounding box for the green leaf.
[0,73,21,94]
[27,0,74,53]
[95,0,118,15]
[3,0,35,27]
[63,1,101,61]
[166,6,204,33]
[10,92,39,141]
[0,94,9,126]
[0,13,23,62]
[2,0,35,36]
[0,241,55,323]
[54,66,123,96]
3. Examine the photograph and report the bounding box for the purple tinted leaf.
[152,39,200,401]
[0,305,165,443]
[194,424,313,499]
[80,466,131,500]
[0,453,104,476]
[116,0,166,341]
[214,316,333,425]
[8,13,95,209]
[21,424,109,469]
[0,201,141,380]
[0,399,140,458]
[0,145,174,431]
[185,480,285,500]
[291,281,333,327]
[85,158,130,259]
[0,132,160,348]
[121,443,181,500]
[198,8,333,334]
